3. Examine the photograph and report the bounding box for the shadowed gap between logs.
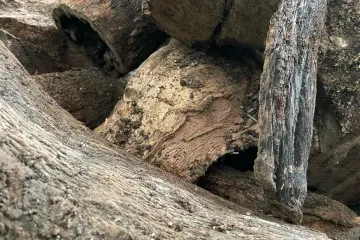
[197,146,258,189]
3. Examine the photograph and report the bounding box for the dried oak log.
[254,0,327,223]
[52,0,168,77]
[198,164,360,240]
[0,41,331,240]
[33,68,126,129]
[146,0,280,48]
[96,39,262,182]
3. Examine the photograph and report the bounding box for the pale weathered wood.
[96,39,261,182]
[254,0,328,223]
[53,0,168,76]
[0,41,330,239]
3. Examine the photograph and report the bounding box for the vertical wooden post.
[255,0,327,223]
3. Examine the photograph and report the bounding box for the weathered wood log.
[307,0,360,205]
[96,39,262,182]
[33,68,126,129]
[0,1,93,74]
[0,41,331,240]
[254,0,327,223]
[52,0,168,77]
[146,0,280,48]
[145,0,226,47]
[216,0,280,48]
[198,163,360,240]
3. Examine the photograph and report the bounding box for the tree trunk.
[198,163,360,240]
[146,0,280,48]
[52,0,168,77]
[0,41,330,239]
[254,0,327,223]
[33,68,126,129]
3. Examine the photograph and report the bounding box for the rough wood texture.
[96,39,261,182]
[147,0,226,47]
[309,136,360,205]
[147,0,280,48]
[217,0,280,48]
[33,68,126,129]
[52,0,168,77]
[0,41,330,239]
[306,0,360,206]
[0,1,93,74]
[198,164,360,240]
[254,0,327,222]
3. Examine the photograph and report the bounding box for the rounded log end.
[53,6,122,77]
[96,39,262,182]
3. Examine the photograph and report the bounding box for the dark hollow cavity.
[348,205,360,216]
[196,146,258,197]
[198,145,258,184]
[218,146,258,172]
[56,11,119,77]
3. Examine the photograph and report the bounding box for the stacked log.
[53,0,168,77]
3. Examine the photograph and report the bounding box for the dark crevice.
[347,205,360,216]
[191,0,234,49]
[197,146,257,187]
[55,10,119,77]
[212,0,234,42]
[202,146,257,177]
[218,146,257,172]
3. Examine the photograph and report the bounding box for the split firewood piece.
[96,39,262,182]
[33,68,126,129]
[254,0,328,223]
[52,0,168,77]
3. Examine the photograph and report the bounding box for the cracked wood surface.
[255,0,328,222]
[0,41,330,239]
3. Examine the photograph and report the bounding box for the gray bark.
[0,41,329,239]
[254,0,327,223]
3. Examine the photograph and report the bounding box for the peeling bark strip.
[255,0,327,220]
